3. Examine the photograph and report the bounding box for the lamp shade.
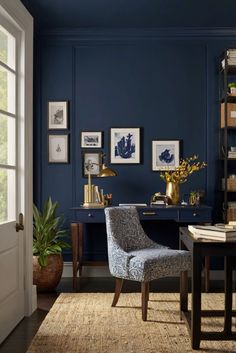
[97,163,117,177]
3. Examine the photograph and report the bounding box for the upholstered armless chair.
[104,206,191,321]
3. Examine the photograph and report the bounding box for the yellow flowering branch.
[160,155,207,184]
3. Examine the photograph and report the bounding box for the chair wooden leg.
[141,281,149,321]
[147,281,149,301]
[180,270,188,320]
[112,278,123,307]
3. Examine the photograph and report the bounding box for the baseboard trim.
[62,261,111,277]
[31,285,37,313]
[62,261,226,280]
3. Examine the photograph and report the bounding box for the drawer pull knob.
[193,212,197,217]
[88,213,92,217]
[142,212,156,215]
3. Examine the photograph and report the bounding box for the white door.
[0,1,34,343]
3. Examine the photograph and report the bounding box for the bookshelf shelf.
[220,49,236,222]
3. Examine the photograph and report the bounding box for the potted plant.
[33,197,70,292]
[228,82,236,94]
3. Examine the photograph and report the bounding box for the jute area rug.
[27,292,236,353]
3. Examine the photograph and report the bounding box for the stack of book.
[151,200,165,205]
[119,203,147,207]
[228,151,236,158]
[228,201,236,208]
[221,49,236,68]
[188,225,236,241]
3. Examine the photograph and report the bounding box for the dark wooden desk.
[179,227,236,349]
[71,205,212,289]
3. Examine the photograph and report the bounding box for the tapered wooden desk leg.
[71,223,79,290]
[180,270,188,320]
[191,247,202,350]
[78,223,83,276]
[224,256,233,334]
[204,256,210,292]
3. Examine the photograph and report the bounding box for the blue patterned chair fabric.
[104,207,191,282]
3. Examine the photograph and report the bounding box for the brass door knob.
[16,213,24,232]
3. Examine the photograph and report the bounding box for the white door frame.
[0,0,35,316]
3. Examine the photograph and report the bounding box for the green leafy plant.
[33,197,70,267]
[228,82,236,88]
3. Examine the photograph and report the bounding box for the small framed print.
[110,127,140,164]
[82,151,102,177]
[152,140,180,171]
[81,131,103,148]
[48,101,68,130]
[48,134,69,163]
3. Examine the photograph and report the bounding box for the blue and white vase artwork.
[159,149,174,164]
[115,133,135,159]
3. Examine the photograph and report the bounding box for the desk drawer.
[74,210,105,223]
[138,208,178,221]
[179,208,211,223]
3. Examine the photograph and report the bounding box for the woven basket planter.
[33,254,63,292]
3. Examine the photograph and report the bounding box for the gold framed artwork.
[152,139,180,171]
[48,101,68,130]
[80,131,103,148]
[48,134,69,163]
[110,127,140,164]
[82,151,102,177]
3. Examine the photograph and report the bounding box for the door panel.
[0,168,16,223]
[0,246,18,302]
[0,114,16,166]
[0,17,24,343]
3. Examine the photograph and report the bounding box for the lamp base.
[82,202,105,208]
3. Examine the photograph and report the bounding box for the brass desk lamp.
[83,154,117,208]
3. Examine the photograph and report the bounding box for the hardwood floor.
[0,277,225,353]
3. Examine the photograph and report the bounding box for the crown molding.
[37,27,236,41]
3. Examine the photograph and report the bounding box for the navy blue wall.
[33,29,236,260]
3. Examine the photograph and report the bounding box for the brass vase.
[166,181,180,205]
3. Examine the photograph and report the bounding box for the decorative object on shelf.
[228,147,236,159]
[227,202,236,221]
[220,102,236,128]
[81,131,103,148]
[82,151,102,177]
[48,134,69,163]
[110,127,140,164]
[103,193,113,206]
[33,197,70,292]
[150,192,168,205]
[152,140,180,171]
[165,181,180,205]
[189,191,200,206]
[160,155,207,205]
[222,175,236,191]
[48,101,68,130]
[221,48,236,68]
[228,82,236,94]
[83,153,117,208]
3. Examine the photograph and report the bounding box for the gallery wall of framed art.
[47,101,70,163]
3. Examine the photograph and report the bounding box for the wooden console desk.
[71,205,212,289]
[179,227,236,349]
